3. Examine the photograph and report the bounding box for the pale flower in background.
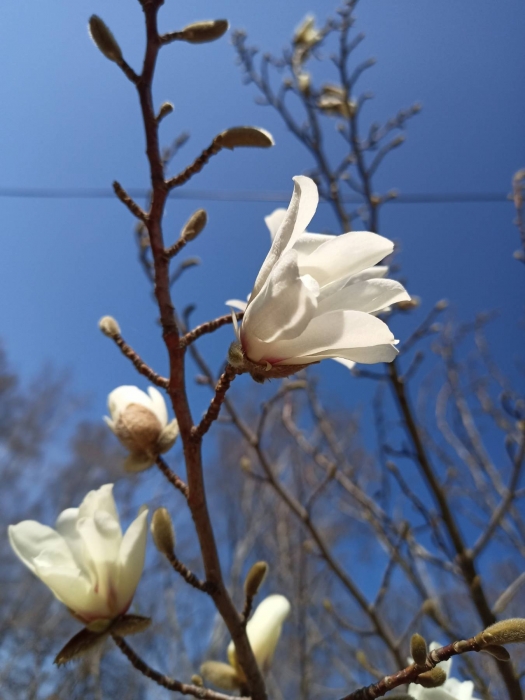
[105,385,179,472]
[293,15,322,48]
[9,484,148,627]
[201,594,291,690]
[408,643,480,700]
[227,176,409,379]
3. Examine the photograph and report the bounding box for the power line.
[0,186,511,204]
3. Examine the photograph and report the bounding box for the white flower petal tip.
[105,385,177,465]
[9,484,148,625]
[228,594,291,675]
[408,642,480,700]
[230,176,409,378]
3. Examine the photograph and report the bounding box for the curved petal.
[318,265,390,302]
[78,484,120,527]
[293,232,335,263]
[8,521,74,576]
[55,508,93,579]
[407,685,454,700]
[225,299,248,312]
[300,231,394,287]
[264,208,287,241]
[108,386,152,420]
[309,344,399,365]
[255,310,395,364]
[35,564,108,620]
[242,250,319,354]
[331,357,356,371]
[445,679,475,700]
[116,509,148,612]
[250,176,318,300]
[147,386,168,428]
[318,278,410,315]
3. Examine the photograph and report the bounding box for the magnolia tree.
[6,1,525,699]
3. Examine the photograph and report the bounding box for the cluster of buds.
[317,84,357,118]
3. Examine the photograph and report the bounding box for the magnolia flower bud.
[200,661,241,691]
[178,20,229,44]
[99,315,121,338]
[478,618,525,646]
[417,668,447,688]
[181,209,207,242]
[244,562,269,600]
[216,127,274,150]
[191,675,204,687]
[157,102,174,122]
[88,15,123,63]
[410,634,428,665]
[151,507,175,556]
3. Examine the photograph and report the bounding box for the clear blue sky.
[0,0,524,425]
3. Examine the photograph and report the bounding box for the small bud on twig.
[151,507,175,556]
[157,102,174,123]
[216,127,274,150]
[181,209,207,242]
[244,561,269,600]
[88,16,123,63]
[98,315,121,338]
[178,20,229,44]
[410,633,428,665]
[200,661,241,691]
[191,675,204,687]
[477,618,525,646]
[417,667,447,688]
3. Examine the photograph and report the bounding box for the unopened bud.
[478,618,525,646]
[322,599,333,612]
[178,20,229,44]
[191,675,204,687]
[88,16,123,63]
[115,405,163,455]
[435,299,449,311]
[417,667,447,688]
[228,342,245,369]
[99,315,121,338]
[244,562,269,600]
[392,134,406,147]
[397,297,421,311]
[151,507,175,556]
[481,644,511,661]
[200,661,241,691]
[216,127,274,150]
[182,209,207,242]
[297,73,311,94]
[410,634,428,665]
[157,420,180,454]
[157,102,174,122]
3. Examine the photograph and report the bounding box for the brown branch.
[192,365,238,440]
[113,181,148,221]
[109,333,169,389]
[112,635,245,700]
[166,139,223,190]
[156,456,189,499]
[165,237,188,259]
[165,550,211,593]
[339,636,484,700]
[180,313,243,348]
[115,57,140,84]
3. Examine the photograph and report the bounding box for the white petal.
[264,208,287,241]
[107,386,152,420]
[116,509,148,612]
[242,250,319,354]
[300,231,394,287]
[318,279,410,315]
[293,232,335,262]
[8,521,75,576]
[225,299,248,312]
[445,679,475,700]
[78,484,120,529]
[309,344,399,365]
[347,265,389,282]
[331,357,356,371]
[147,386,168,427]
[55,508,92,577]
[77,509,122,608]
[228,595,291,672]
[35,564,105,619]
[256,310,395,364]
[250,176,318,300]
[407,684,456,700]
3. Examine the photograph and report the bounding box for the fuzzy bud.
[410,633,428,665]
[115,405,163,455]
[228,342,245,369]
[191,675,204,687]
[478,618,525,646]
[88,16,123,63]
[178,20,229,44]
[417,667,447,688]
[216,127,274,150]
[181,209,207,242]
[99,315,121,338]
[157,419,180,454]
[157,102,174,122]
[200,661,241,691]
[435,299,449,311]
[151,507,176,556]
[244,562,269,600]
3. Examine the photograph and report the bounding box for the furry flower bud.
[181,209,207,242]
[98,315,121,338]
[88,16,123,63]
[178,20,229,44]
[410,633,428,665]
[216,127,274,150]
[244,562,269,600]
[151,507,176,557]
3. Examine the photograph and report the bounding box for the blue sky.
[0,0,524,427]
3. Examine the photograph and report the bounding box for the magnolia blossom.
[202,594,291,689]
[105,385,179,472]
[227,176,409,378]
[408,643,480,700]
[8,484,148,626]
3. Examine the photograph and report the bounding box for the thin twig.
[113,181,148,221]
[110,333,169,389]
[181,313,242,349]
[156,456,189,499]
[192,365,238,440]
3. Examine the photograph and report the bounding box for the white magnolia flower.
[293,15,322,48]
[408,643,480,700]
[227,176,409,379]
[202,594,291,690]
[105,386,179,472]
[8,484,148,626]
